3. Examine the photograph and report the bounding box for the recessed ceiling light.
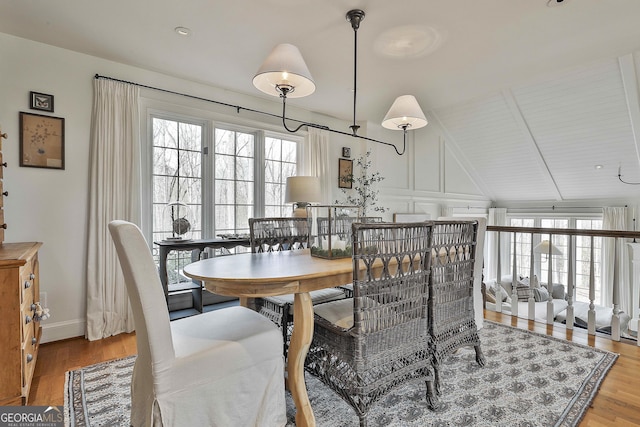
[174,27,191,36]
[594,164,604,170]
[547,0,569,7]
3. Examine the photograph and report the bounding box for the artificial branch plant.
[336,150,387,216]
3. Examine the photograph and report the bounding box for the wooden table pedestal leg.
[288,291,315,427]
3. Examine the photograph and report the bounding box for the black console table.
[155,238,251,318]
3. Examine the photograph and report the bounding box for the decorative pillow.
[485,289,496,304]
[533,286,549,302]
[499,275,514,295]
[516,284,533,302]
[551,284,566,300]
[487,285,508,303]
[541,283,566,300]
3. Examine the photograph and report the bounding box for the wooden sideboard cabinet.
[0,242,43,405]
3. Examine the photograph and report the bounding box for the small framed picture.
[20,112,65,170]
[338,158,353,189]
[342,146,351,158]
[30,91,54,112]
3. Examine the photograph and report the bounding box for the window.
[214,128,255,235]
[507,215,603,302]
[540,219,568,285]
[151,117,204,286]
[148,114,300,287]
[510,218,534,278]
[575,219,602,303]
[264,136,297,217]
[152,118,203,243]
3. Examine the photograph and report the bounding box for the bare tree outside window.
[152,117,204,285]
[265,136,296,217]
[150,119,298,288]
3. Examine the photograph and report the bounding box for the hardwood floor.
[30,332,137,407]
[29,311,640,426]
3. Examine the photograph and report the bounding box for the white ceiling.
[2,0,640,202]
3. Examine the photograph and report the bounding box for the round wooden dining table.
[183,249,353,427]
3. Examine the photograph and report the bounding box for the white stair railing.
[486,226,640,342]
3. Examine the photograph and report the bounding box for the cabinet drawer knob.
[31,337,37,345]
[25,315,32,324]
[30,303,37,312]
[24,281,31,289]
[26,354,33,363]
[29,273,35,280]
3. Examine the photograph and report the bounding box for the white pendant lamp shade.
[381,95,428,130]
[253,43,316,99]
[284,176,322,204]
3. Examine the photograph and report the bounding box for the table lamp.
[284,176,321,218]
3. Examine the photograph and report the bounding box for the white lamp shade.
[381,95,428,130]
[284,176,322,203]
[253,44,316,99]
[534,240,563,256]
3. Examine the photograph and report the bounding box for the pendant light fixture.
[253,9,427,155]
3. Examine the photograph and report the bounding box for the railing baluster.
[528,231,535,321]
[588,236,596,335]
[547,235,554,325]
[611,238,621,341]
[566,235,574,330]
[511,232,519,317]
[496,231,502,313]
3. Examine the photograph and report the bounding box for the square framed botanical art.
[19,112,65,170]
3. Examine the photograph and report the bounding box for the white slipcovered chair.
[108,220,286,427]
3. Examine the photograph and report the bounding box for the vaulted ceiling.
[2,0,640,202]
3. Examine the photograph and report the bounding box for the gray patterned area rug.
[65,321,617,427]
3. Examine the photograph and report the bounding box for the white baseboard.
[40,318,86,344]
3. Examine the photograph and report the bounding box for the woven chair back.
[429,220,480,357]
[248,217,309,253]
[351,222,432,339]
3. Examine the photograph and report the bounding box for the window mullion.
[255,130,266,218]
[203,121,214,238]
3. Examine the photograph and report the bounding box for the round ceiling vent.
[374,25,446,59]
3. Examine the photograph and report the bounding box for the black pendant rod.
[347,9,364,137]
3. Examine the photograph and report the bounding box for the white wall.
[0,32,489,342]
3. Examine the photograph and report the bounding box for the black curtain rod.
[453,205,489,210]
[504,205,627,211]
[94,73,310,127]
[94,74,413,154]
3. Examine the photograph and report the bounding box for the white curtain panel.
[601,207,631,314]
[86,79,141,340]
[304,127,331,204]
[487,208,509,281]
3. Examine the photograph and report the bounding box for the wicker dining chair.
[305,222,438,426]
[248,217,346,356]
[429,220,485,394]
[315,216,383,298]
